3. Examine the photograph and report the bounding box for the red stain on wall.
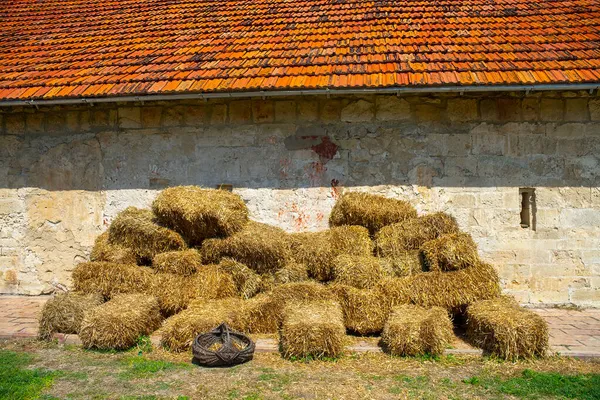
[311,136,338,163]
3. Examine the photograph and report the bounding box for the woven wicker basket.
[192,323,255,367]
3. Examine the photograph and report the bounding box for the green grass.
[464,369,600,399]
[118,356,192,379]
[0,350,58,400]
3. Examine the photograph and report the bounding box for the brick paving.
[1,295,599,358]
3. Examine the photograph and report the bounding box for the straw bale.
[152,249,202,276]
[420,233,479,272]
[466,297,549,360]
[274,262,309,284]
[79,294,162,350]
[151,273,197,316]
[160,298,245,352]
[218,258,262,299]
[330,284,390,335]
[200,221,291,273]
[38,292,103,340]
[108,207,186,261]
[280,300,346,359]
[189,264,238,300]
[376,262,501,311]
[329,192,417,234]
[333,255,392,289]
[379,251,423,277]
[381,304,453,356]
[375,212,459,256]
[290,225,373,281]
[90,232,138,265]
[152,186,248,245]
[72,261,154,299]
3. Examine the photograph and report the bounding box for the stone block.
[161,106,185,127]
[540,98,564,121]
[252,100,274,123]
[560,208,600,228]
[65,111,79,132]
[565,98,589,121]
[341,99,374,122]
[90,109,111,129]
[45,113,66,134]
[25,113,44,134]
[210,104,227,124]
[4,113,25,135]
[414,104,442,122]
[375,96,410,121]
[297,99,319,121]
[590,98,600,121]
[275,100,296,122]
[571,288,600,303]
[471,130,507,155]
[497,98,521,121]
[228,100,253,123]
[141,107,162,128]
[509,134,556,156]
[118,107,142,129]
[522,98,538,121]
[479,98,498,121]
[447,98,478,122]
[183,105,206,126]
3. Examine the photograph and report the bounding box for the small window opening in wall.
[519,188,536,230]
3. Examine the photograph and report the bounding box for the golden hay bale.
[242,282,336,334]
[290,225,373,281]
[274,262,309,284]
[72,261,154,299]
[90,232,138,265]
[258,273,277,293]
[375,212,459,256]
[329,192,417,235]
[150,273,197,316]
[381,304,453,357]
[466,297,549,360]
[333,255,393,289]
[160,298,245,352]
[79,294,162,350]
[241,293,281,334]
[38,292,104,340]
[152,186,249,245]
[152,249,202,276]
[330,284,389,335]
[379,251,424,277]
[218,258,262,299]
[420,233,479,272]
[280,300,346,359]
[108,207,186,261]
[200,221,291,273]
[377,262,501,311]
[189,264,238,300]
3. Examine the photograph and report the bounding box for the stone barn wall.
[1,91,599,306]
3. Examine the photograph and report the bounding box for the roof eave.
[1,83,599,107]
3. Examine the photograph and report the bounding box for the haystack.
[189,264,238,300]
[329,192,417,234]
[330,284,389,335]
[72,261,154,299]
[377,262,501,311]
[38,292,103,340]
[218,258,262,299]
[160,298,245,352]
[421,233,479,272]
[279,300,346,359]
[90,232,138,265]
[376,212,459,256]
[466,297,548,360]
[200,221,291,273]
[152,186,249,245]
[151,273,197,316]
[379,251,423,277]
[79,294,162,350]
[381,305,453,356]
[290,225,373,281]
[274,262,309,284]
[108,207,186,261]
[152,249,202,276]
[333,255,392,289]
[243,282,335,333]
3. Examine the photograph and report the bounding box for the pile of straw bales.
[40,187,547,360]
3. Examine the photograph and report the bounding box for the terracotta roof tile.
[1,0,599,101]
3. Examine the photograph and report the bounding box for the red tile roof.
[1,0,600,101]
